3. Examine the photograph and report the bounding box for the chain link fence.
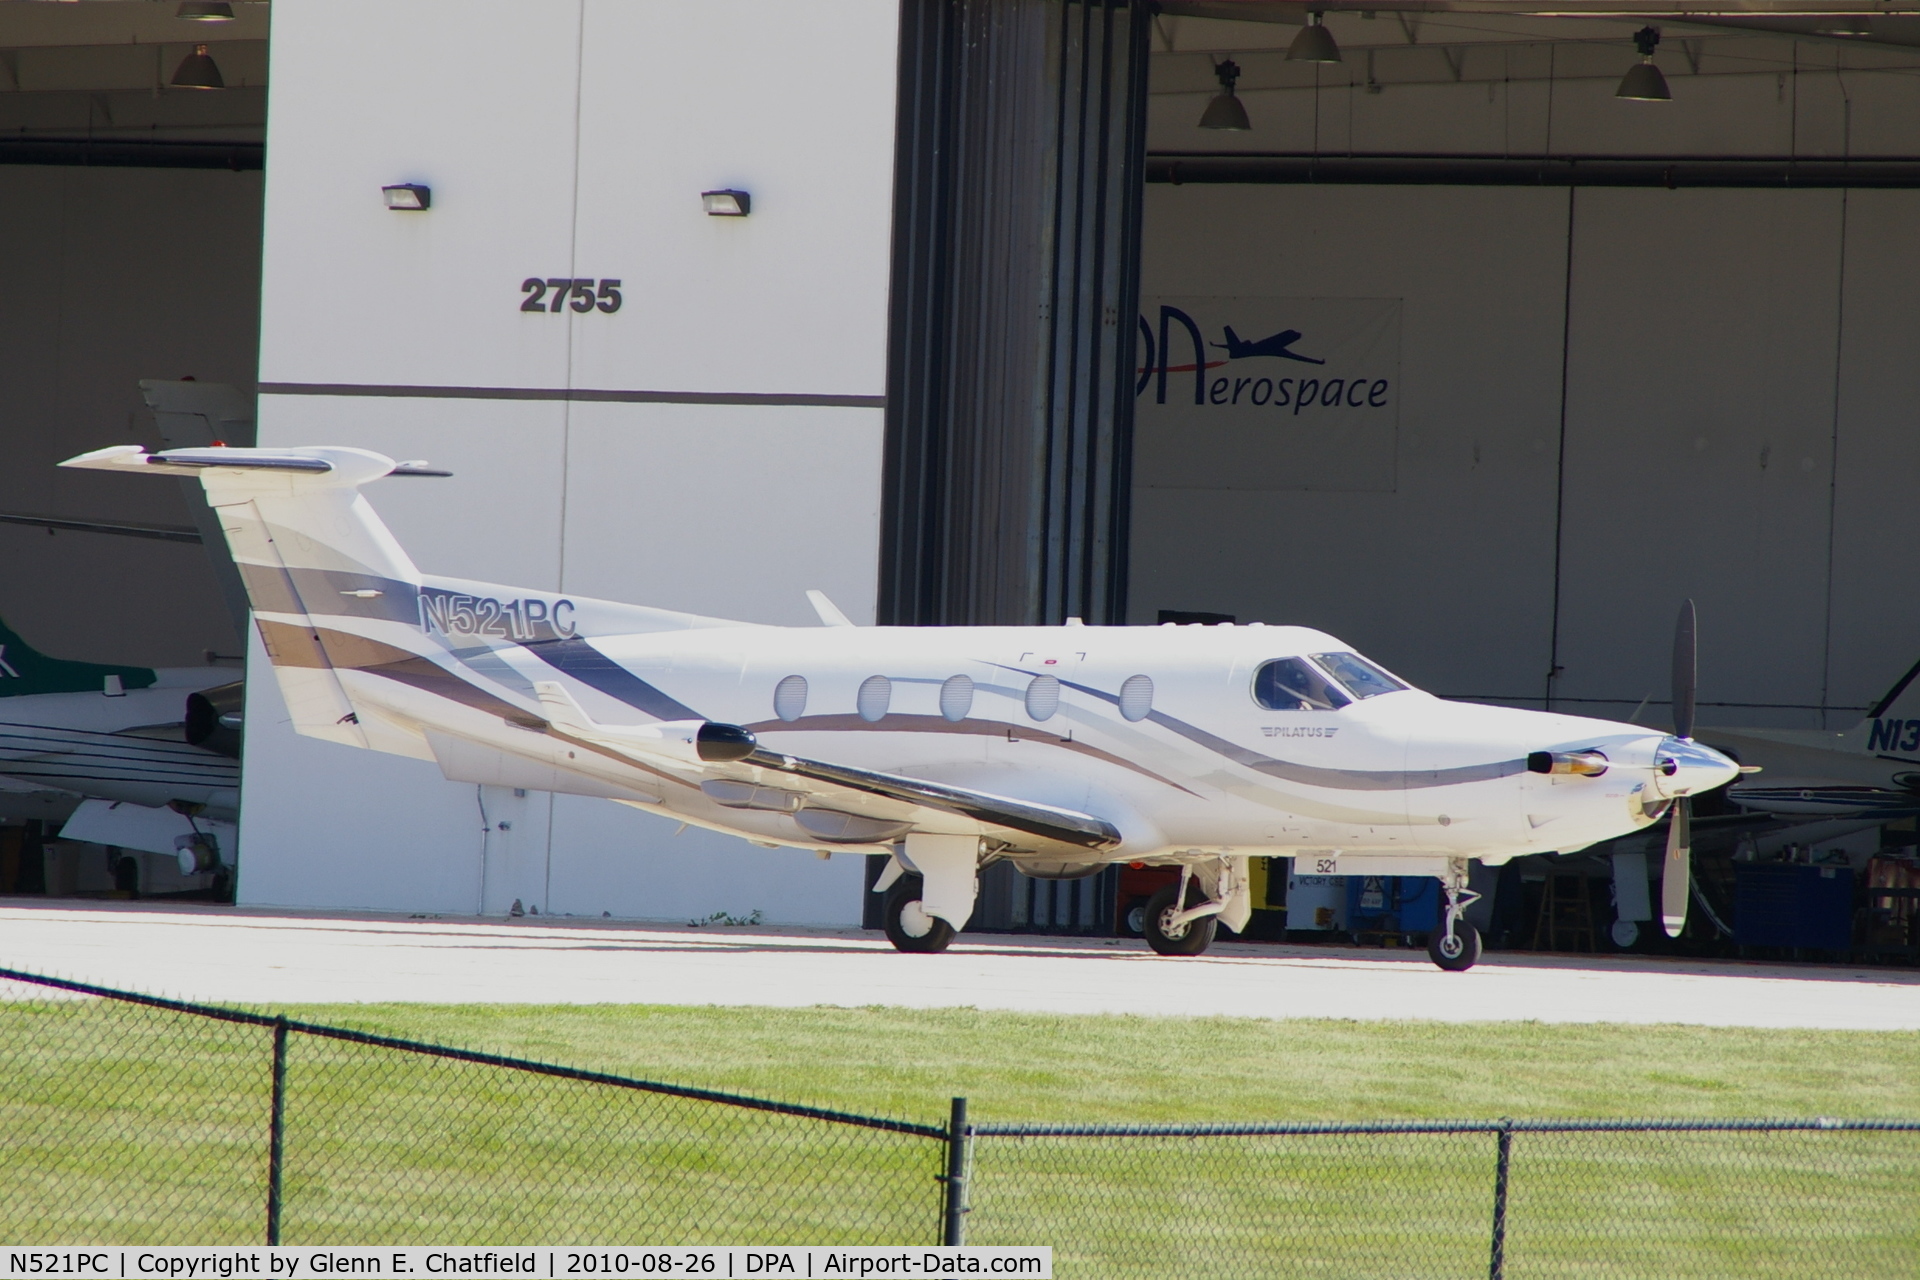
[5,966,1918,1277]
[0,968,946,1245]
[963,1120,1920,1278]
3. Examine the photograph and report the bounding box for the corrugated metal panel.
[881,0,1149,627]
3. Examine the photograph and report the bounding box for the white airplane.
[1703,660,1920,821]
[62,443,1743,969]
[0,618,241,882]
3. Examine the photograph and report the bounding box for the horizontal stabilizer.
[59,445,450,482]
[158,449,331,472]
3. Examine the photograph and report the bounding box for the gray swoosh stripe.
[1042,671,1526,792]
[527,638,702,722]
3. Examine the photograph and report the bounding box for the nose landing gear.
[1143,871,1219,956]
[1428,859,1483,972]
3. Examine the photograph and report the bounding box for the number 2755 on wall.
[521,277,621,313]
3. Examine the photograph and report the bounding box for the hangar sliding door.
[881,0,1151,629]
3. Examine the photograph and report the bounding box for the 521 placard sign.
[520,277,622,314]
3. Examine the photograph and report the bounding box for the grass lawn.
[281,1003,1920,1124]
[5,998,1918,1276]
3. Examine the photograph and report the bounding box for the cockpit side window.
[1253,658,1352,711]
[1310,651,1410,700]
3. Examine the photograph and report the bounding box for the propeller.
[1661,599,1697,938]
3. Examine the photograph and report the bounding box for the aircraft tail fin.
[0,615,157,699]
[61,445,439,747]
[1852,657,1920,754]
[61,445,745,749]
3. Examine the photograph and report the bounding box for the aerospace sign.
[1134,297,1401,492]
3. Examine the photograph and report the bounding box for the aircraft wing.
[529,682,1121,853]
[741,748,1122,851]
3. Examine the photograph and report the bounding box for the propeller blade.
[1672,599,1697,741]
[1661,795,1692,938]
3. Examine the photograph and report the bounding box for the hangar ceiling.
[1152,3,1920,101]
[0,0,268,146]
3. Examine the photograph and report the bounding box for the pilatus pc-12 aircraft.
[64,443,1743,970]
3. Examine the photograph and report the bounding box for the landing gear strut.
[1428,859,1482,972]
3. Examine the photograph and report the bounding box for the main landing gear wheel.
[1144,881,1217,957]
[883,876,955,954]
[1428,920,1482,972]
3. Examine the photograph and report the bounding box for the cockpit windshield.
[1253,658,1351,711]
[1310,651,1410,700]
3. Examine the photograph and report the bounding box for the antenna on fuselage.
[806,590,856,628]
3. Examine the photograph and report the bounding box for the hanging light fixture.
[1198,59,1251,131]
[176,2,235,19]
[1615,27,1670,101]
[171,44,226,90]
[1287,12,1342,64]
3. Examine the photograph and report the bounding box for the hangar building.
[1,0,1915,954]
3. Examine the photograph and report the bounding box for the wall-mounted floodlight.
[1198,60,1251,131]
[1616,27,1671,101]
[383,183,431,210]
[171,44,225,89]
[702,189,751,216]
[177,2,236,19]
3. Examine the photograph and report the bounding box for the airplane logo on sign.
[1210,326,1326,365]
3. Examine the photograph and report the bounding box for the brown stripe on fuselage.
[743,713,1199,796]
[256,619,699,794]
[256,619,520,718]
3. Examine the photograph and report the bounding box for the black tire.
[883,876,956,954]
[1428,919,1482,971]
[1144,880,1217,957]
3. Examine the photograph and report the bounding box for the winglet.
[806,589,856,628]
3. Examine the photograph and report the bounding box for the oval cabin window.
[773,675,808,722]
[940,674,974,722]
[1119,674,1154,722]
[857,675,892,722]
[1025,674,1061,721]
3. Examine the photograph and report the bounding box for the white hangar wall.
[236,0,898,922]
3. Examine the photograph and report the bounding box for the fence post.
[1488,1118,1513,1280]
[942,1097,971,1245]
[266,1016,289,1245]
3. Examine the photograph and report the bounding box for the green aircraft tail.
[0,618,157,698]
